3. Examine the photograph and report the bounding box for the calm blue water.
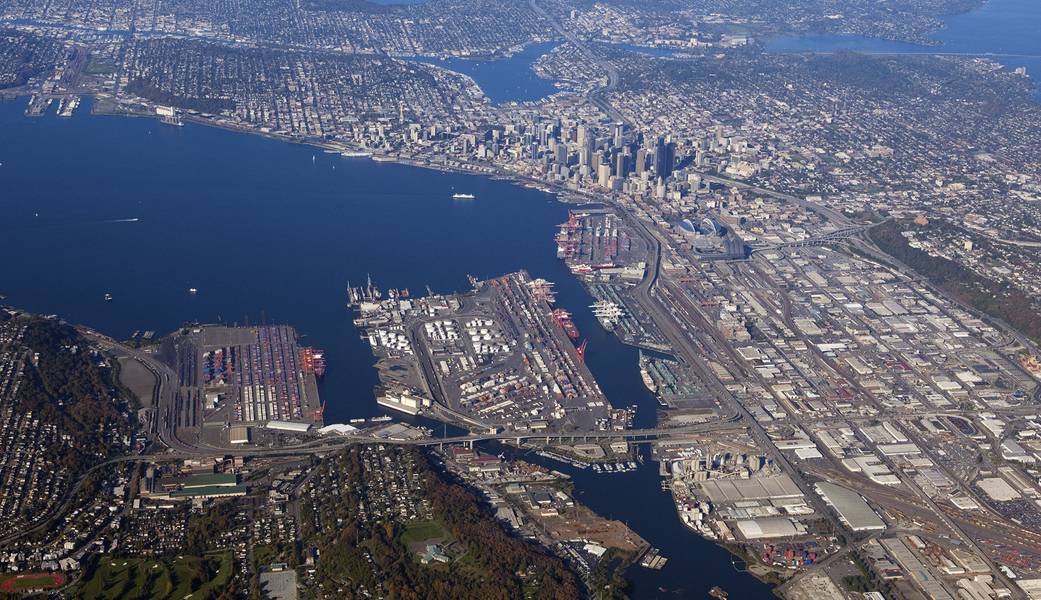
[0,98,776,598]
[766,0,1041,98]
[408,41,561,104]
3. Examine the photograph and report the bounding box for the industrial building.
[815,482,886,532]
[265,420,313,433]
[735,517,806,540]
[697,474,803,504]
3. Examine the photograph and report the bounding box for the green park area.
[75,552,232,599]
[400,520,449,547]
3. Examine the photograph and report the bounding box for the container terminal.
[156,324,324,448]
[348,271,630,434]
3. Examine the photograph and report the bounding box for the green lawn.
[14,575,59,588]
[84,57,117,75]
[76,553,233,599]
[400,520,447,546]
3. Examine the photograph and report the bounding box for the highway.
[528,0,626,125]
[0,390,743,548]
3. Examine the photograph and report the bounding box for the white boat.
[452,193,476,200]
[188,288,198,294]
[104,293,113,302]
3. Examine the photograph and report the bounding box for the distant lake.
[766,0,1041,99]
[407,41,561,104]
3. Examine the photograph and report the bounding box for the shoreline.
[90,96,787,594]
[8,92,783,595]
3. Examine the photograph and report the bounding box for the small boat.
[104,293,113,302]
[188,288,198,294]
[452,193,476,200]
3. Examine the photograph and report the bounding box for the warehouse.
[977,477,1021,502]
[230,425,250,444]
[266,420,313,433]
[816,482,886,531]
[735,517,806,540]
[697,474,803,503]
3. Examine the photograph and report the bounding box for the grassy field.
[84,57,117,75]
[400,520,448,547]
[76,553,232,599]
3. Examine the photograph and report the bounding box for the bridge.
[407,418,745,448]
[750,225,868,254]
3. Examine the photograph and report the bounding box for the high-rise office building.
[615,151,628,179]
[654,136,676,180]
[555,144,567,165]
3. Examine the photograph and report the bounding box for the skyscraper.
[654,136,676,180]
[615,151,628,179]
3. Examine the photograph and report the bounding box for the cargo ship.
[160,114,184,127]
[451,193,475,199]
[556,213,580,260]
[551,309,580,340]
[300,347,327,378]
[590,300,623,330]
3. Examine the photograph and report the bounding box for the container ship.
[551,309,580,340]
[300,347,327,378]
[556,213,581,260]
[590,300,623,330]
